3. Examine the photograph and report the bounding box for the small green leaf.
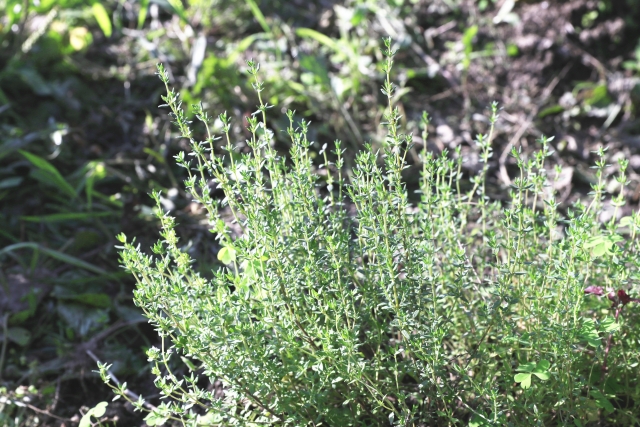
[181,356,197,372]
[515,359,549,388]
[584,84,608,106]
[79,401,108,427]
[91,402,108,417]
[217,246,236,264]
[514,372,532,389]
[619,216,633,227]
[585,234,622,257]
[92,3,112,37]
[592,242,607,257]
[145,411,168,426]
[532,360,550,381]
[515,362,536,373]
[462,25,478,52]
[79,413,91,427]
[533,371,550,381]
[506,43,519,56]
[534,360,550,371]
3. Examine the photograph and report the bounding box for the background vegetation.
[2,0,640,425]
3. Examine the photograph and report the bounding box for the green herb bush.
[105,39,640,426]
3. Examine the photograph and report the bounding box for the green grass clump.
[107,39,640,426]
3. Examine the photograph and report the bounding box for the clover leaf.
[514,359,550,389]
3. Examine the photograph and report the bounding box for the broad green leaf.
[75,293,112,308]
[217,246,236,264]
[5,327,31,346]
[592,242,606,257]
[79,412,92,427]
[584,236,604,248]
[600,317,620,333]
[514,373,531,389]
[533,371,550,381]
[469,414,490,427]
[92,3,112,37]
[90,401,107,417]
[579,319,601,347]
[57,303,109,338]
[79,401,108,427]
[590,389,615,414]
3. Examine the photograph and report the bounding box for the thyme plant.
[104,39,640,426]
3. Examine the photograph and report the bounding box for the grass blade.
[0,242,106,275]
